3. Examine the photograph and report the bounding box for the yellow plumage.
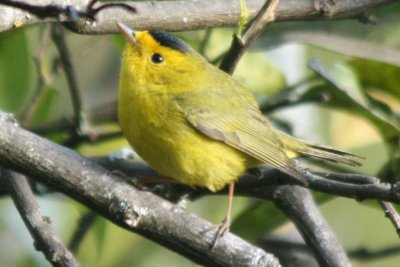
[117,24,361,193]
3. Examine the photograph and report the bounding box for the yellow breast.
[118,82,248,192]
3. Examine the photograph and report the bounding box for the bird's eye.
[151,53,164,64]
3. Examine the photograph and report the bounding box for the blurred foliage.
[0,29,32,114]
[350,59,400,100]
[0,2,400,267]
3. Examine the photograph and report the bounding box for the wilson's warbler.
[117,22,362,235]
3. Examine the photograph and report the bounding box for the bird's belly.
[126,120,248,192]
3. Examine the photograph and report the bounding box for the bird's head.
[117,22,207,91]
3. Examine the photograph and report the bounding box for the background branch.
[68,211,97,253]
[379,201,400,237]
[2,169,79,267]
[51,24,83,136]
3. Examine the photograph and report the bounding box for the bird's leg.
[211,182,235,248]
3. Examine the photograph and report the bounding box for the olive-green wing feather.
[174,90,306,184]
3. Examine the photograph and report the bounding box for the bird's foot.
[210,216,231,249]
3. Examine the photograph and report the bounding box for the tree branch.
[0,0,396,33]
[68,211,97,253]
[0,0,135,22]
[0,112,280,267]
[94,154,400,204]
[2,169,79,267]
[272,186,351,267]
[51,24,83,136]
[220,0,280,73]
[2,113,399,265]
[378,201,400,237]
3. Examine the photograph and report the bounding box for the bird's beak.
[116,22,141,52]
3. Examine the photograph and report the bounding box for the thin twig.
[68,211,97,253]
[378,200,400,238]
[219,0,280,74]
[63,130,122,147]
[0,0,136,21]
[2,169,79,267]
[349,245,400,260]
[51,24,83,137]
[198,29,212,56]
[21,25,52,127]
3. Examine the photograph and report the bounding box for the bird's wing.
[173,90,305,182]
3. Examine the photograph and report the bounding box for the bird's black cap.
[149,31,190,53]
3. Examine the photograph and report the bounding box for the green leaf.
[237,0,250,37]
[309,59,400,181]
[349,59,400,101]
[308,59,400,143]
[235,51,286,95]
[0,29,32,113]
[93,216,107,257]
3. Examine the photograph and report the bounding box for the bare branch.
[51,24,83,137]
[0,112,280,267]
[2,169,79,267]
[349,245,400,260]
[379,201,400,237]
[0,0,395,33]
[20,24,52,127]
[0,0,135,21]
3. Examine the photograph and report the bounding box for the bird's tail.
[276,130,363,167]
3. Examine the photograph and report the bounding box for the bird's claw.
[210,217,230,249]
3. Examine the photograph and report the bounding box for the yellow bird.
[116,22,361,235]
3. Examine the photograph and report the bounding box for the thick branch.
[0,112,280,267]
[2,169,79,267]
[0,0,396,33]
